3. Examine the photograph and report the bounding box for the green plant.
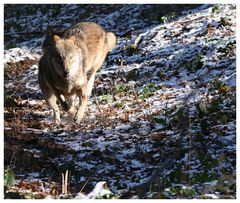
[160,12,177,24]
[4,93,17,109]
[162,186,196,198]
[217,111,230,124]
[96,192,120,199]
[199,102,208,114]
[210,77,223,90]
[123,44,138,56]
[100,94,112,104]
[160,16,168,23]
[5,43,16,50]
[126,69,139,81]
[220,17,231,26]
[195,54,203,69]
[4,168,15,190]
[212,4,220,14]
[116,84,130,94]
[179,187,196,197]
[152,117,167,125]
[209,77,231,94]
[140,86,154,99]
[173,107,186,122]
[116,101,126,109]
[139,83,162,100]
[170,12,176,18]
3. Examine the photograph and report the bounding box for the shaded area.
[4,4,201,46]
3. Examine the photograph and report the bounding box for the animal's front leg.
[66,94,77,122]
[45,93,61,125]
[75,85,88,124]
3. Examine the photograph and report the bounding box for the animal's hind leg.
[75,85,88,124]
[46,94,61,124]
[87,70,97,97]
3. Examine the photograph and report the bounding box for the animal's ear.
[53,35,61,42]
[42,27,55,51]
[45,27,54,37]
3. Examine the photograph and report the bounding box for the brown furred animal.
[38,22,116,124]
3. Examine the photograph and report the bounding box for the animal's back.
[64,22,106,55]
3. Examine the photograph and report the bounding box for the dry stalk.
[61,170,69,195]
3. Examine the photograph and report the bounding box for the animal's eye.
[55,55,63,64]
[56,55,62,60]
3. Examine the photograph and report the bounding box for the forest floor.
[4,4,236,199]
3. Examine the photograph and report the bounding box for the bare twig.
[65,170,68,194]
[80,176,92,193]
[93,93,102,113]
[61,173,64,194]
[61,170,69,195]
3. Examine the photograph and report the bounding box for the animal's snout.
[63,69,70,78]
